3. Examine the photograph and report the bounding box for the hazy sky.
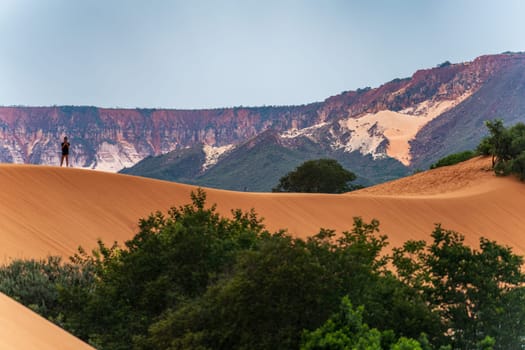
[1,0,524,109]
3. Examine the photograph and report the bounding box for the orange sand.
[0,292,95,349]
[1,157,524,260]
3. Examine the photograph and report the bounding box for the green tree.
[507,122,525,179]
[143,233,337,350]
[60,188,268,349]
[272,158,359,193]
[3,189,524,350]
[311,220,441,343]
[477,119,511,169]
[301,296,428,350]
[301,296,385,349]
[140,217,440,350]
[391,337,424,350]
[477,119,525,178]
[392,225,525,350]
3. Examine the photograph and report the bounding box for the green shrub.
[430,150,476,169]
[0,256,95,325]
[478,119,525,179]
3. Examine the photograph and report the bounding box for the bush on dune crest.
[478,119,525,180]
[272,158,361,193]
[0,189,523,350]
[427,119,525,182]
[430,150,477,169]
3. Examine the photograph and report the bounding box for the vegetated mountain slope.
[1,156,524,263]
[0,293,95,350]
[122,129,410,191]
[120,144,207,183]
[185,129,326,191]
[3,53,525,190]
[121,129,323,191]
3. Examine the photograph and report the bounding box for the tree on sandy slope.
[478,119,512,168]
[272,158,359,193]
[478,119,525,179]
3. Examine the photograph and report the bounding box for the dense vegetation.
[272,158,361,193]
[1,189,523,349]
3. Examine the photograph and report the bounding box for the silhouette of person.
[60,136,70,167]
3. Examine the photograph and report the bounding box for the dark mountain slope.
[410,55,525,169]
[122,128,410,191]
[120,145,206,182]
[195,130,324,191]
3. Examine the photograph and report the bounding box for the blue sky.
[1,0,524,109]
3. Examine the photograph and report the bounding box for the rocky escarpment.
[0,104,320,171]
[318,54,519,120]
[410,54,525,169]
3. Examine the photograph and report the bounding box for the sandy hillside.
[1,156,525,348]
[0,292,95,350]
[1,157,525,260]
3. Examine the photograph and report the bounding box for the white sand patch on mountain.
[281,122,329,139]
[333,117,388,158]
[90,141,144,172]
[202,144,234,171]
[339,92,472,165]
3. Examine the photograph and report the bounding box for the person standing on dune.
[60,136,70,167]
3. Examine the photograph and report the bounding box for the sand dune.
[1,156,525,348]
[0,292,95,350]
[1,156,524,260]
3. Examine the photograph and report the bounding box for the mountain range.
[2,52,525,190]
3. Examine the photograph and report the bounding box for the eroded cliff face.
[318,53,519,120]
[1,53,524,172]
[0,105,320,170]
[282,54,525,166]
[0,99,327,170]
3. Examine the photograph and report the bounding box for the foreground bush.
[0,256,95,327]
